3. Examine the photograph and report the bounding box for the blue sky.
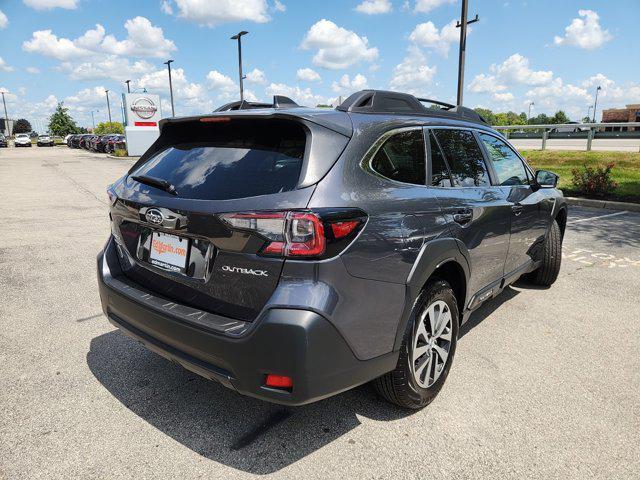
[0,0,638,129]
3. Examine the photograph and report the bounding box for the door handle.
[453,209,473,225]
[511,203,524,216]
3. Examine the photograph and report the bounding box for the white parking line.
[568,210,628,224]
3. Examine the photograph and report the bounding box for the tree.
[94,121,124,135]
[13,118,32,134]
[48,103,79,137]
[550,110,570,124]
[529,113,551,125]
[581,116,592,123]
[474,108,496,125]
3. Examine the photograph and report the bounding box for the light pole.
[164,60,175,117]
[125,80,131,93]
[105,90,112,123]
[1,91,10,136]
[230,31,249,102]
[455,0,479,107]
[528,101,535,121]
[90,110,98,130]
[592,85,602,123]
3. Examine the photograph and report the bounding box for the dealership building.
[602,104,640,131]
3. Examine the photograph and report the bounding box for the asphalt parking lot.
[1,146,639,479]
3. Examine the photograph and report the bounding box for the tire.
[530,219,562,286]
[374,280,459,409]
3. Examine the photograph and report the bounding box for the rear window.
[131,119,307,200]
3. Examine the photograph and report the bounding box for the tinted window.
[433,129,490,187]
[130,120,305,200]
[371,130,426,185]
[479,133,529,186]
[428,131,451,187]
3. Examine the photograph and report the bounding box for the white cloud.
[492,92,514,102]
[554,10,612,50]
[468,74,506,93]
[245,68,267,84]
[525,78,591,111]
[26,67,41,74]
[581,74,640,105]
[0,57,14,72]
[491,54,553,86]
[171,0,270,27]
[389,46,436,95]
[100,17,176,57]
[23,17,176,60]
[58,56,154,81]
[409,19,459,57]
[274,0,286,12]
[301,19,379,70]
[355,0,392,15]
[136,67,215,114]
[265,83,325,106]
[23,0,78,10]
[206,70,236,91]
[331,74,368,93]
[161,0,173,14]
[414,0,455,13]
[296,67,321,82]
[0,9,8,29]
[23,30,89,61]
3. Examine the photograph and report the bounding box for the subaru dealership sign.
[123,93,161,156]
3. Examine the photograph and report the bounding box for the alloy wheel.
[411,300,453,388]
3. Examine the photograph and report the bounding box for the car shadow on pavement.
[459,285,520,338]
[87,330,412,475]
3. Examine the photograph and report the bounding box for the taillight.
[221,211,326,258]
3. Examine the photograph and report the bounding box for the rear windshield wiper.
[130,175,179,196]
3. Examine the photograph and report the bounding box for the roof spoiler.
[215,95,301,112]
[336,89,487,124]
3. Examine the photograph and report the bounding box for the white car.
[37,134,54,147]
[14,133,32,147]
[64,134,73,145]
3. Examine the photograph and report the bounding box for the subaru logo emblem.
[146,208,164,225]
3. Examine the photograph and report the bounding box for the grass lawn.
[520,150,640,203]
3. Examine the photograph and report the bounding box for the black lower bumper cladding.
[97,237,397,405]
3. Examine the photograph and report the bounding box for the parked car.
[0,133,7,147]
[99,90,566,409]
[37,134,55,147]
[79,134,96,149]
[550,122,588,133]
[14,133,32,147]
[105,134,125,154]
[64,134,73,145]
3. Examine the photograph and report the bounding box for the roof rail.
[336,90,487,125]
[215,95,300,112]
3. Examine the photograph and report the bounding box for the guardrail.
[494,122,640,152]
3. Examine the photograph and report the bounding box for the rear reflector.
[265,374,293,389]
[330,220,360,239]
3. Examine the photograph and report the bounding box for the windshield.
[130,119,307,200]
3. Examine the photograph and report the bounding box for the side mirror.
[535,170,559,188]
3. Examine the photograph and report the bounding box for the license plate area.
[147,232,189,273]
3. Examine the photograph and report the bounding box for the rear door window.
[371,130,426,185]
[130,119,306,200]
[428,130,452,187]
[478,133,530,186]
[433,129,490,187]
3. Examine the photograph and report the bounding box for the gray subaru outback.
[98,90,566,409]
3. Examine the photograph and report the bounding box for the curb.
[565,196,640,213]
[106,154,140,160]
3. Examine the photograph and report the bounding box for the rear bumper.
[97,237,397,405]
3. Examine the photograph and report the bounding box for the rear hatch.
[109,111,351,321]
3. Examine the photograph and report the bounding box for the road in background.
[1,147,639,479]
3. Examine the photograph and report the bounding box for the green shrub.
[113,148,128,157]
[571,163,618,198]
